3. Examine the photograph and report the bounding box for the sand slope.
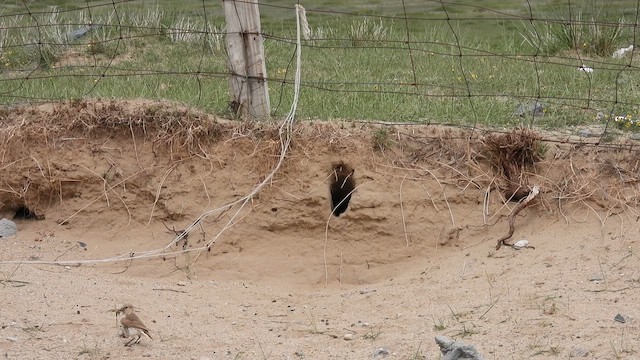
[1,100,638,359]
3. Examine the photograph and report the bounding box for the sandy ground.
[1,100,639,359]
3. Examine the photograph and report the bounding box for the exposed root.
[496,185,540,250]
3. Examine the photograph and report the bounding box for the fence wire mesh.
[1,0,639,145]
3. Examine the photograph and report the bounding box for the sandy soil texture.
[1,100,638,359]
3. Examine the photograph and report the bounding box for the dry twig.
[496,185,540,250]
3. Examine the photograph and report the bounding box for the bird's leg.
[124,336,135,347]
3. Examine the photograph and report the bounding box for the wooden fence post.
[223,0,270,120]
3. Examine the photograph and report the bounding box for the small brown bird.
[117,304,152,346]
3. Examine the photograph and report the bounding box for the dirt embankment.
[1,99,638,359]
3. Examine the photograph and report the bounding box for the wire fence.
[1,0,640,145]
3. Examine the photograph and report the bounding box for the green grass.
[1,1,639,128]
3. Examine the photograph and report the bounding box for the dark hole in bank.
[330,162,355,217]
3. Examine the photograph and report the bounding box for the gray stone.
[65,25,100,42]
[569,346,590,357]
[435,335,484,360]
[373,347,390,358]
[515,102,545,117]
[0,218,17,238]
[588,273,604,282]
[630,133,640,141]
[578,129,592,138]
[614,314,628,323]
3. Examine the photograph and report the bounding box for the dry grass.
[0,99,224,152]
[393,124,640,227]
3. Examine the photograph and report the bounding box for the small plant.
[432,316,447,331]
[0,24,10,53]
[534,141,548,159]
[204,23,224,52]
[372,127,392,150]
[408,341,427,360]
[165,17,224,52]
[167,17,200,43]
[349,17,392,46]
[128,5,165,30]
[454,323,478,338]
[17,7,72,67]
[540,295,558,315]
[304,309,323,335]
[596,111,640,132]
[613,114,640,131]
[77,338,101,357]
[363,324,382,341]
[86,41,107,55]
[519,5,628,56]
[587,19,627,56]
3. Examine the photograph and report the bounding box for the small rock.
[515,102,545,117]
[142,352,151,357]
[373,347,390,357]
[0,218,17,238]
[6,336,18,342]
[64,266,71,270]
[177,281,188,287]
[588,273,604,282]
[569,346,590,357]
[343,333,355,341]
[65,25,99,42]
[614,314,628,323]
[435,335,484,360]
[359,289,377,295]
[578,129,592,138]
[630,133,640,141]
[77,241,87,249]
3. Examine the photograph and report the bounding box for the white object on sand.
[513,239,529,250]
